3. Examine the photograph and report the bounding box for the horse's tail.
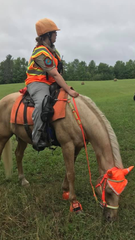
[2,139,13,179]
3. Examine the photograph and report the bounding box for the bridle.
[96,172,121,210]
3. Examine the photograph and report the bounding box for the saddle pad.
[52,88,68,121]
[10,95,34,125]
[10,88,68,125]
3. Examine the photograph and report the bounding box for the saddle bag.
[41,95,55,123]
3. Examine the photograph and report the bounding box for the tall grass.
[0,79,135,240]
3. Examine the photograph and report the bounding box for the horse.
[0,91,132,221]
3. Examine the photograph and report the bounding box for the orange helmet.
[36,18,60,36]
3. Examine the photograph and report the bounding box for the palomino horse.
[0,92,132,221]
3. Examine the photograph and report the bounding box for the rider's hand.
[68,89,79,98]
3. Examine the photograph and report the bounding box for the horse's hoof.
[62,191,69,200]
[76,210,83,215]
[70,201,83,213]
[22,179,30,187]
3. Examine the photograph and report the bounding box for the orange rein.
[67,97,98,203]
[59,96,133,210]
[67,97,121,210]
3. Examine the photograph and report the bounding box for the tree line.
[0,54,135,84]
[0,55,28,84]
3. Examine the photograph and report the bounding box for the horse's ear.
[123,166,134,176]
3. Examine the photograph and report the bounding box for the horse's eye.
[106,192,112,197]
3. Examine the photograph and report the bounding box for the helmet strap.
[47,32,53,48]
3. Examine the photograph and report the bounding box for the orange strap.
[56,99,68,101]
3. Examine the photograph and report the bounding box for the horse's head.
[102,183,119,221]
[96,166,134,221]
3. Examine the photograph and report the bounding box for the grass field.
[0,79,135,240]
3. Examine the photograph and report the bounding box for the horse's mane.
[80,95,123,169]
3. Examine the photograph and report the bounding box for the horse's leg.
[62,147,81,193]
[1,137,13,179]
[62,142,79,202]
[0,136,11,157]
[62,143,83,212]
[15,138,29,186]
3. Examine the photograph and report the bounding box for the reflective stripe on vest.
[32,46,52,59]
[27,69,46,75]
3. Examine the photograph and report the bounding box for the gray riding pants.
[27,82,50,145]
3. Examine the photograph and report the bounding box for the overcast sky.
[0,0,135,66]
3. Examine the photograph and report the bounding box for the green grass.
[0,79,135,239]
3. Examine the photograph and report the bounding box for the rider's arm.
[35,55,79,98]
[48,68,77,97]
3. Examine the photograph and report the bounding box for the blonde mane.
[80,95,123,169]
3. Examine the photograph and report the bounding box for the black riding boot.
[32,95,54,152]
[33,123,50,151]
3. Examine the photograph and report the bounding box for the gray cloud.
[0,0,135,66]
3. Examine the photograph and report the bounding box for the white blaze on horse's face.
[104,184,120,221]
[96,182,120,221]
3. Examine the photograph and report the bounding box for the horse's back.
[0,92,21,104]
[0,92,21,114]
[0,92,21,124]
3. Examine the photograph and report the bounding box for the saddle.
[11,83,68,147]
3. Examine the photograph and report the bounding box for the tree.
[78,61,88,81]
[0,55,13,84]
[0,55,28,84]
[66,59,80,81]
[12,57,27,83]
[96,63,114,80]
[88,60,97,80]
[114,61,126,79]
[1,55,135,84]
[125,60,135,79]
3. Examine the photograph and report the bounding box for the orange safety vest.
[25,45,61,86]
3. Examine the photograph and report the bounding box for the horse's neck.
[85,114,114,175]
[77,96,123,175]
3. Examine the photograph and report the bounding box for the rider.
[25,18,79,151]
